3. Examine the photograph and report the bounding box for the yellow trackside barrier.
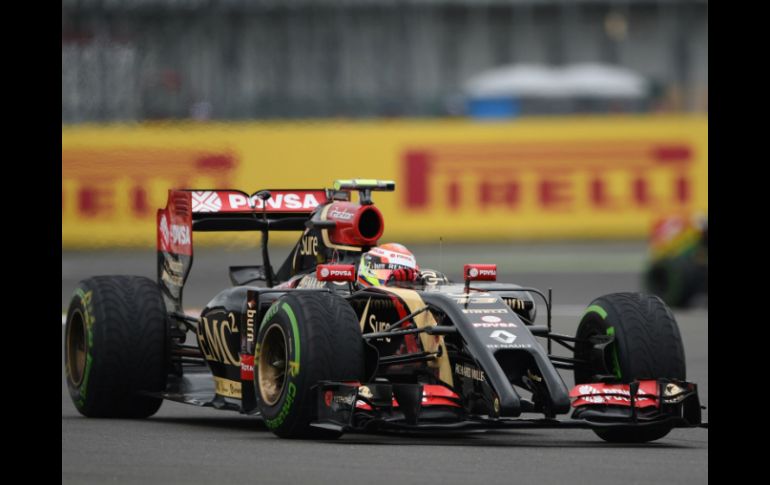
[62,116,707,248]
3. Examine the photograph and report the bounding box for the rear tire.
[255,292,365,439]
[574,292,686,443]
[65,276,168,418]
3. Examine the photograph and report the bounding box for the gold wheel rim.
[258,323,288,406]
[66,309,87,387]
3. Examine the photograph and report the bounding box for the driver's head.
[357,243,419,287]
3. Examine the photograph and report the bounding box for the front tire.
[255,292,365,439]
[65,276,168,418]
[574,292,686,443]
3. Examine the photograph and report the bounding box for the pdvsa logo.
[170,224,191,246]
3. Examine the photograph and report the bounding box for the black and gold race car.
[64,179,706,443]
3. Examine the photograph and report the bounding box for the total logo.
[490,330,517,344]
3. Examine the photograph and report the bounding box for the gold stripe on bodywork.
[359,297,372,332]
[377,287,454,388]
[214,376,242,399]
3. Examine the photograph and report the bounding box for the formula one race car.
[644,213,708,308]
[64,179,706,443]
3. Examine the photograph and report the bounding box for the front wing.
[311,378,707,435]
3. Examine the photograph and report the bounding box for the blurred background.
[62,0,708,308]
[62,0,707,121]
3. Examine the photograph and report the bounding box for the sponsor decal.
[316,264,355,281]
[481,315,501,323]
[329,208,355,220]
[170,224,190,246]
[453,297,499,304]
[229,191,322,211]
[472,322,517,328]
[571,382,658,407]
[240,354,254,381]
[331,394,355,406]
[192,191,223,212]
[299,234,319,256]
[454,363,486,382]
[324,390,334,407]
[265,382,296,429]
[196,312,240,366]
[368,314,391,342]
[464,264,497,281]
[246,308,257,343]
[214,376,242,399]
[486,343,533,349]
[490,330,517,344]
[462,308,509,314]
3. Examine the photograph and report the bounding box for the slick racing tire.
[65,276,168,418]
[574,292,686,443]
[255,292,365,439]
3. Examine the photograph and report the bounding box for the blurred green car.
[644,214,708,308]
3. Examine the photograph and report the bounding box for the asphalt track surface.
[62,243,708,484]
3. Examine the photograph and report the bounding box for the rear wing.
[157,188,328,312]
[156,180,394,312]
[187,189,329,232]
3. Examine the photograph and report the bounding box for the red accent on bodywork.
[422,397,462,408]
[317,264,356,282]
[355,400,374,411]
[325,201,384,247]
[240,354,255,381]
[157,190,193,256]
[422,385,462,408]
[355,385,461,410]
[570,380,660,409]
[464,264,497,281]
[388,293,420,354]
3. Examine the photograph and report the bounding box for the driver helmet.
[357,243,419,287]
